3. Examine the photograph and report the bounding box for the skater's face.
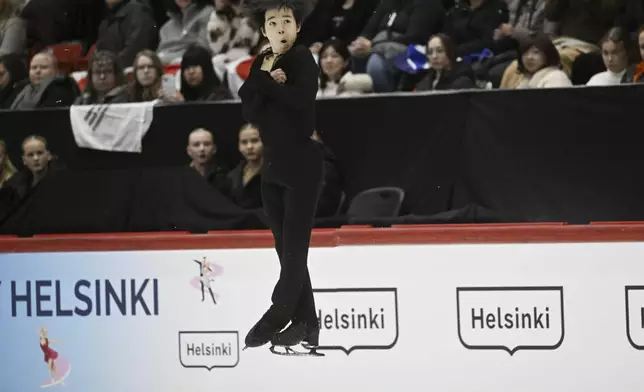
[187,129,216,165]
[238,126,263,162]
[262,7,300,54]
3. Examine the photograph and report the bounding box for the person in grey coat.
[0,0,26,57]
[157,0,213,64]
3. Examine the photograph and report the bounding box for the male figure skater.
[238,0,323,355]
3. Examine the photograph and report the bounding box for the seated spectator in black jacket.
[178,44,231,101]
[441,0,509,59]
[414,33,477,91]
[186,127,230,195]
[0,52,28,108]
[227,123,263,210]
[10,51,79,109]
[2,135,62,202]
[96,0,159,69]
[20,0,106,54]
[74,51,128,104]
[299,0,378,54]
[348,0,445,92]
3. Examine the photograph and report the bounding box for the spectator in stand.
[441,0,509,59]
[317,39,372,98]
[545,0,622,82]
[586,27,632,86]
[414,33,477,91]
[157,0,213,64]
[129,50,165,102]
[186,127,230,195]
[227,123,263,210]
[0,52,27,108]
[622,26,644,83]
[20,0,106,54]
[501,32,571,88]
[179,44,231,101]
[0,0,26,57]
[74,50,128,104]
[206,0,261,83]
[348,0,445,92]
[298,0,378,54]
[10,50,79,109]
[2,135,62,201]
[96,0,159,69]
[0,139,17,187]
[484,0,550,87]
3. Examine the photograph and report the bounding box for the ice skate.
[269,321,324,357]
[242,317,279,351]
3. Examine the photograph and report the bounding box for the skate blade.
[269,344,325,357]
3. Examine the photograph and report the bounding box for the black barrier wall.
[2,84,644,228]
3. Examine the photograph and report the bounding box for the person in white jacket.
[586,27,632,86]
[317,38,372,97]
[515,32,572,88]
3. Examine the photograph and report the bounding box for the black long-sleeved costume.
[238,44,324,328]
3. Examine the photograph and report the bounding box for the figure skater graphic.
[193,257,217,304]
[39,327,71,388]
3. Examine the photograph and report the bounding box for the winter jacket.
[442,0,509,57]
[415,61,478,90]
[545,0,621,44]
[516,66,572,88]
[298,0,378,46]
[360,0,445,46]
[96,0,159,68]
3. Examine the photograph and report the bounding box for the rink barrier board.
[3,222,644,253]
[3,222,644,391]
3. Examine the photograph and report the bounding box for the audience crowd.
[1,0,644,217]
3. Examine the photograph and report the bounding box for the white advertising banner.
[1,241,644,391]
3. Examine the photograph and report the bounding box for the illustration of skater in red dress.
[39,327,71,388]
[40,327,59,378]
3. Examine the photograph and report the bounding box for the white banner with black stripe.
[69,101,157,153]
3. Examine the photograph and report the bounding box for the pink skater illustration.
[190,257,224,304]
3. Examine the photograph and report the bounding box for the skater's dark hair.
[244,0,317,29]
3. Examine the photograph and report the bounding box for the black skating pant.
[261,175,322,329]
